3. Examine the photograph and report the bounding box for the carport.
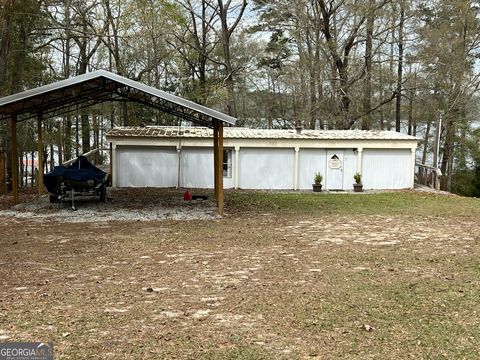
[0,70,236,212]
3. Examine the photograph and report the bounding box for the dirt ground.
[0,190,479,359]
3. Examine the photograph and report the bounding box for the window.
[223,149,232,178]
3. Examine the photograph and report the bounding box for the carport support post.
[214,120,219,195]
[11,115,18,204]
[213,119,224,214]
[37,112,44,195]
[218,122,224,212]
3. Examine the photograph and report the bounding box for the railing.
[415,163,442,190]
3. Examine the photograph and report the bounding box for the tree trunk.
[19,153,24,188]
[75,116,80,157]
[57,121,63,164]
[63,1,72,160]
[395,3,405,132]
[64,116,72,160]
[441,116,455,191]
[223,43,236,117]
[422,119,431,165]
[81,112,90,153]
[49,144,54,172]
[379,51,384,130]
[267,75,273,129]
[362,0,375,130]
[387,24,395,131]
[407,94,413,135]
[93,114,99,162]
[217,0,247,117]
[408,72,417,136]
[0,0,12,95]
[31,150,34,187]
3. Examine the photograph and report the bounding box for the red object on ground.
[183,190,192,201]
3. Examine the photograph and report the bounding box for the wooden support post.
[213,119,219,199]
[11,115,18,204]
[213,120,224,214]
[218,121,224,213]
[37,113,44,195]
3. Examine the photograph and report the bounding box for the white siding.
[117,147,178,187]
[113,143,413,191]
[342,149,357,190]
[180,148,214,188]
[362,149,411,189]
[298,148,356,190]
[239,148,294,189]
[298,149,327,190]
[179,147,233,189]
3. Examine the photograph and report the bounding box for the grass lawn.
[0,190,479,359]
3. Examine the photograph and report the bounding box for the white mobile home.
[106,127,418,191]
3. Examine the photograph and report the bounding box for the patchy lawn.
[0,189,479,359]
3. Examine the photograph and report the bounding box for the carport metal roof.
[0,70,236,127]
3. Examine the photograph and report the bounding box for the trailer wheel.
[99,185,107,202]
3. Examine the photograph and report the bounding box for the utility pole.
[433,112,442,169]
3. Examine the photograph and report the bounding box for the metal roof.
[0,70,236,127]
[107,126,419,141]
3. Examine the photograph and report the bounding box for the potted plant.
[313,172,323,192]
[353,172,363,192]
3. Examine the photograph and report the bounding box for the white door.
[326,150,344,190]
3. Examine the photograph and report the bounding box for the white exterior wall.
[298,149,327,190]
[116,146,178,187]
[298,149,356,190]
[362,149,412,189]
[238,148,294,189]
[342,149,357,190]
[178,148,234,189]
[116,146,235,189]
[110,136,417,191]
[180,148,214,188]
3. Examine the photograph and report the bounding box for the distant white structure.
[106,127,418,191]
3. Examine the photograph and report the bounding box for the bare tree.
[209,0,248,117]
